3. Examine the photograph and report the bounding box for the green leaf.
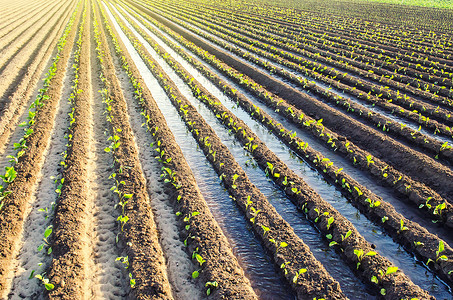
[438,255,448,261]
[44,226,53,239]
[438,241,445,254]
[329,241,338,247]
[386,266,398,275]
[44,282,54,290]
[192,270,199,279]
[195,254,205,266]
[345,230,352,239]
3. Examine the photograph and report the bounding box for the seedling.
[116,256,129,268]
[341,230,352,241]
[419,197,432,209]
[276,241,288,252]
[433,202,446,217]
[354,249,377,269]
[366,198,381,208]
[353,186,363,197]
[436,241,448,262]
[398,219,408,233]
[231,174,239,189]
[192,248,206,266]
[35,274,54,291]
[117,215,129,232]
[206,281,218,296]
[385,266,398,275]
[366,155,374,167]
[265,162,280,178]
[280,262,290,275]
[37,225,53,255]
[129,273,136,288]
[0,166,17,184]
[326,217,334,230]
[261,225,270,237]
[249,207,261,224]
[292,268,307,284]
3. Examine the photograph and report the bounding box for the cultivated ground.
[0,0,452,299]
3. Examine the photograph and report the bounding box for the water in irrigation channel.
[115,6,453,298]
[104,4,294,299]
[127,7,453,253]
[150,7,453,149]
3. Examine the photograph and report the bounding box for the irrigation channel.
[0,0,453,298]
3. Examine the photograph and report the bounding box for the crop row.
[92,1,176,297]
[46,1,92,297]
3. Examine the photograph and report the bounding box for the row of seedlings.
[45,2,94,298]
[24,0,88,294]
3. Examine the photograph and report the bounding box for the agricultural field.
[0,0,453,298]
